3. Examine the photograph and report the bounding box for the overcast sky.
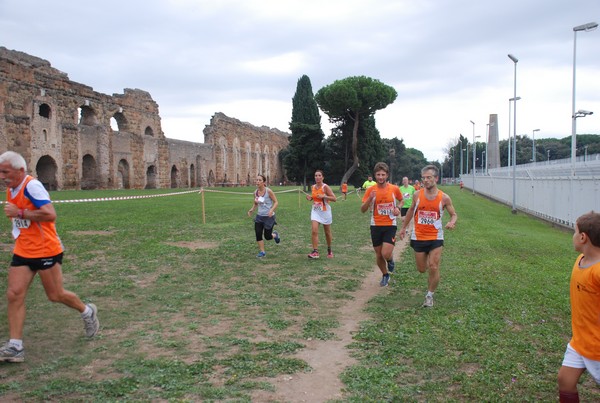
[1,0,599,161]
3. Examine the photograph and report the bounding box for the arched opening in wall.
[170,165,179,188]
[208,170,215,187]
[223,173,228,187]
[117,159,130,189]
[38,103,51,118]
[145,165,157,189]
[190,164,196,187]
[112,111,127,132]
[247,173,250,186]
[78,105,98,126]
[144,126,154,137]
[237,173,239,186]
[42,129,47,141]
[35,155,58,191]
[81,154,98,190]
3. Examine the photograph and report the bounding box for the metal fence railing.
[459,155,600,228]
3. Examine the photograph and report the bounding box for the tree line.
[280,75,428,190]
[279,74,600,187]
[443,133,600,178]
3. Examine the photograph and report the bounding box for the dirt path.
[256,235,410,403]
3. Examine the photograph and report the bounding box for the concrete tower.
[487,114,500,170]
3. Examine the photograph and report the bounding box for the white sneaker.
[422,295,434,308]
[83,303,100,337]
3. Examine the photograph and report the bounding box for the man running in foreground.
[400,164,457,307]
[0,151,100,363]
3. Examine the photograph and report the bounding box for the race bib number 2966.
[417,211,437,225]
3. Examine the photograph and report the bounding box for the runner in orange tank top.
[0,151,100,363]
[361,162,403,287]
[400,164,457,307]
[305,170,337,259]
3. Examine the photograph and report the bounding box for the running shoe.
[273,231,281,244]
[327,251,333,258]
[422,295,434,308]
[257,251,266,258]
[83,303,100,337]
[380,273,390,287]
[387,259,395,273]
[0,342,24,363]
[308,250,320,259]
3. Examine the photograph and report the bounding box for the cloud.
[1,0,599,162]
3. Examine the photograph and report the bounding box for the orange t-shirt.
[412,189,445,241]
[341,183,348,193]
[569,254,600,360]
[8,176,63,258]
[362,183,402,226]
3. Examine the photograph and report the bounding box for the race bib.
[13,218,31,229]
[312,201,324,211]
[377,202,395,217]
[256,196,265,205]
[417,211,438,225]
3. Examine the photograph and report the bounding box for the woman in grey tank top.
[247,174,280,258]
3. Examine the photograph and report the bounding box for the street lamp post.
[508,97,520,168]
[547,149,551,164]
[470,121,475,194]
[572,109,594,163]
[461,147,465,176]
[508,54,519,214]
[482,151,486,173]
[507,99,511,167]
[571,22,598,174]
[532,129,540,163]
[470,120,479,195]
[452,147,455,180]
[466,143,469,177]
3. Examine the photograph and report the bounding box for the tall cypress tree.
[283,75,324,190]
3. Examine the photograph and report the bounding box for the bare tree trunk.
[340,114,360,184]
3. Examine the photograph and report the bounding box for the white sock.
[426,291,434,298]
[9,339,23,349]
[81,305,92,317]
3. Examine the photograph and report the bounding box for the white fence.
[459,155,600,228]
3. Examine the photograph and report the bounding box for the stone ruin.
[0,47,289,190]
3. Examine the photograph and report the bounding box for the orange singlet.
[8,175,63,258]
[412,189,445,241]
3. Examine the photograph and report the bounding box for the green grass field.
[0,185,597,402]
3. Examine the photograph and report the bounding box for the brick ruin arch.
[0,47,290,190]
[81,154,98,190]
[145,165,157,189]
[203,113,289,186]
[117,159,130,189]
[36,155,58,191]
[190,164,196,187]
[170,165,180,188]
